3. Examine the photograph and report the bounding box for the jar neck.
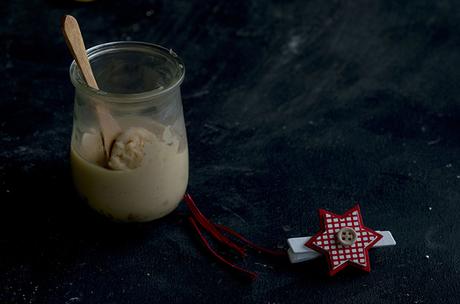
[75,86,182,114]
[69,41,185,103]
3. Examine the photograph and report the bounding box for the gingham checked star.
[305,205,382,276]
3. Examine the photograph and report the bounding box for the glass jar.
[69,41,188,222]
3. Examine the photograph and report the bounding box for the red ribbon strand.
[184,193,246,256]
[188,217,257,281]
[184,193,287,280]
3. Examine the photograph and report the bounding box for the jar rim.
[69,41,185,104]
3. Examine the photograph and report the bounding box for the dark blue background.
[1,0,459,303]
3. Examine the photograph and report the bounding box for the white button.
[336,227,357,246]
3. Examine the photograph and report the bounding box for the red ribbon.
[184,193,287,280]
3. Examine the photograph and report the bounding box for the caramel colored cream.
[71,120,188,222]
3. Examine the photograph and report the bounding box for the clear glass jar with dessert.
[69,41,188,222]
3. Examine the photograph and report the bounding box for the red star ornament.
[305,204,383,276]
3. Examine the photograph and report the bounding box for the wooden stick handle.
[61,15,99,89]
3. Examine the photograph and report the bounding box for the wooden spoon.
[61,15,121,160]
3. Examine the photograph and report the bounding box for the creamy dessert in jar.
[68,42,188,222]
[71,118,188,222]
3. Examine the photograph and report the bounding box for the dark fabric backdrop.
[1,0,459,303]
